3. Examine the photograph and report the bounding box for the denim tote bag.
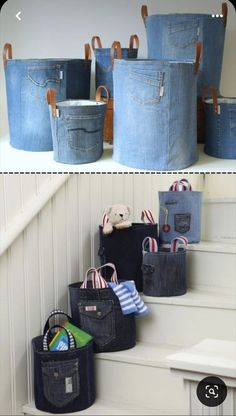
[113,42,202,170]
[142,237,187,297]
[69,266,136,353]
[3,43,91,151]
[47,86,108,164]
[203,87,236,159]
[159,179,202,244]
[91,36,139,143]
[32,309,95,414]
[99,210,158,292]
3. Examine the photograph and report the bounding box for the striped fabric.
[142,236,158,253]
[169,179,192,192]
[80,267,108,289]
[170,236,188,253]
[43,326,75,351]
[108,281,149,317]
[141,209,156,224]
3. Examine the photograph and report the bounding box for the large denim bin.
[3,43,91,151]
[32,337,95,413]
[159,191,202,243]
[113,54,200,170]
[143,248,187,297]
[204,97,236,159]
[69,283,136,353]
[141,4,227,95]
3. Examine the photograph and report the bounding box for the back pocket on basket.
[128,70,165,108]
[168,20,199,49]
[66,114,103,152]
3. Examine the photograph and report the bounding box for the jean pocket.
[229,110,236,138]
[66,115,103,152]
[175,213,191,234]
[168,20,199,49]
[27,66,62,87]
[129,70,165,107]
[42,359,79,408]
[78,300,115,347]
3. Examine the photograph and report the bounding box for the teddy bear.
[103,204,132,235]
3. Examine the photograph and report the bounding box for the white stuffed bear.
[103,204,132,235]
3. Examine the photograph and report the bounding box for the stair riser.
[136,304,236,346]
[201,201,236,242]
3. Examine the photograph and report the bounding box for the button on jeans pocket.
[42,359,79,408]
[78,300,115,347]
[175,213,191,234]
[66,115,103,152]
[168,20,199,49]
[128,70,164,108]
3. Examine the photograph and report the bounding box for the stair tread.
[186,240,236,254]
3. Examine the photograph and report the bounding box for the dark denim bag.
[142,237,188,297]
[99,210,158,292]
[69,265,136,353]
[32,309,95,413]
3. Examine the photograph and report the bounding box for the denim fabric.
[32,337,95,413]
[204,98,236,159]
[69,283,136,353]
[94,48,138,97]
[4,59,91,151]
[143,14,226,95]
[159,191,202,243]
[113,59,198,170]
[98,223,158,292]
[49,100,106,164]
[142,248,186,297]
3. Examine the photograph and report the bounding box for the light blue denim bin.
[113,42,201,171]
[47,86,108,164]
[141,4,227,96]
[204,88,236,159]
[3,43,92,151]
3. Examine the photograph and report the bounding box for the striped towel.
[108,281,148,317]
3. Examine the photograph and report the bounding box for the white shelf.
[186,241,236,254]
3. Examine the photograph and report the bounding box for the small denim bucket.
[47,86,108,164]
[113,43,201,170]
[159,179,202,243]
[142,237,187,297]
[91,37,139,143]
[32,310,95,414]
[3,43,92,151]
[203,87,236,159]
[141,3,227,96]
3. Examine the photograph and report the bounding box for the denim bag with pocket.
[69,265,136,353]
[142,236,188,297]
[3,43,91,151]
[47,86,108,164]
[32,309,95,414]
[112,42,201,170]
[159,179,202,243]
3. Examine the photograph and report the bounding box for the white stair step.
[186,241,236,254]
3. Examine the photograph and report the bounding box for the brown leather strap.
[141,5,148,19]
[129,34,140,51]
[91,36,102,51]
[195,41,202,74]
[3,43,12,68]
[211,86,218,114]
[222,3,228,27]
[46,88,57,118]
[84,43,91,60]
[201,85,210,107]
[111,41,122,69]
[96,85,109,103]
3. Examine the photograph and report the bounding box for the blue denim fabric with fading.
[204,98,236,159]
[4,59,91,151]
[49,100,106,164]
[113,59,198,171]
[143,14,226,95]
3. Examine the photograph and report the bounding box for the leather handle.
[46,88,57,118]
[3,43,12,68]
[222,3,228,27]
[129,34,140,51]
[195,41,202,74]
[84,43,91,60]
[91,36,102,50]
[111,41,122,69]
[201,85,210,107]
[211,86,218,114]
[96,85,109,103]
[141,5,148,19]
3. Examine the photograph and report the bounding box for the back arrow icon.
[16,11,22,21]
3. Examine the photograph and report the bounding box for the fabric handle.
[111,41,122,69]
[46,88,57,118]
[43,309,71,335]
[141,5,148,19]
[3,43,12,69]
[142,237,158,253]
[96,263,119,284]
[129,34,140,51]
[170,237,188,253]
[195,41,202,74]
[43,324,76,351]
[91,35,102,50]
[222,2,228,27]
[169,179,192,191]
[96,85,109,103]
[141,210,156,224]
[81,267,108,289]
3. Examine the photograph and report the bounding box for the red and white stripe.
[97,262,119,284]
[169,179,192,192]
[81,267,108,289]
[141,210,156,224]
[170,236,188,253]
[142,237,158,253]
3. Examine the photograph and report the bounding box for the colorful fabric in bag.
[159,179,202,243]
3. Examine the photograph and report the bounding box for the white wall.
[0,0,235,136]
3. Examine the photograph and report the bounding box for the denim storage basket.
[69,267,136,353]
[159,180,202,243]
[204,88,236,159]
[3,43,91,151]
[47,86,108,164]
[32,310,95,414]
[113,43,201,170]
